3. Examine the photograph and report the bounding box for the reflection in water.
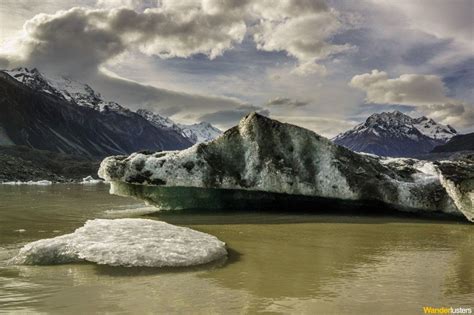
[0,185,472,314]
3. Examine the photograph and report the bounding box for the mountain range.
[0,66,471,180]
[333,111,458,157]
[0,68,221,159]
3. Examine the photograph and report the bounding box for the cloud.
[17,8,126,76]
[417,103,474,130]
[2,5,247,76]
[272,115,357,138]
[362,0,474,68]
[252,1,354,75]
[0,56,9,68]
[108,6,247,60]
[350,69,450,105]
[95,0,157,10]
[198,105,270,128]
[0,0,354,77]
[370,0,473,45]
[350,69,474,130]
[266,97,308,108]
[89,71,253,127]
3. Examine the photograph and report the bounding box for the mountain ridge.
[0,69,193,158]
[3,67,222,145]
[333,111,457,157]
[432,133,474,153]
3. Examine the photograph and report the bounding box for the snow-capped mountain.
[177,122,222,143]
[0,68,193,158]
[5,67,130,114]
[137,109,222,143]
[136,109,176,129]
[333,111,457,157]
[0,67,221,157]
[412,116,457,141]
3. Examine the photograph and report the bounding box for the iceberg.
[99,113,473,222]
[11,219,227,267]
[80,175,104,184]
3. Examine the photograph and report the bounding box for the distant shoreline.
[0,145,100,183]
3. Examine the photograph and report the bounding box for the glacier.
[99,113,473,222]
[11,219,227,267]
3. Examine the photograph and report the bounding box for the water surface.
[0,184,472,314]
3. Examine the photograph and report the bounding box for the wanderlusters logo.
[423,307,472,314]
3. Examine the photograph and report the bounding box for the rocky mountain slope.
[333,111,457,157]
[432,133,474,153]
[5,68,221,145]
[99,113,473,223]
[0,145,99,182]
[0,68,193,158]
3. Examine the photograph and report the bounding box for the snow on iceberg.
[103,205,159,218]
[99,113,473,222]
[11,219,227,267]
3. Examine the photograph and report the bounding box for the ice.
[80,176,104,184]
[103,206,159,218]
[11,219,227,267]
[1,180,53,185]
[99,113,473,222]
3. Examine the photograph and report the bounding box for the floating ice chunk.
[80,176,104,184]
[99,113,472,221]
[103,206,159,218]
[11,219,227,267]
[12,234,79,265]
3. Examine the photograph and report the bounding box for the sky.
[0,0,472,137]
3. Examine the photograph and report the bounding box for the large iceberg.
[11,219,227,267]
[99,113,473,222]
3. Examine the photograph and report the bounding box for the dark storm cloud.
[21,8,125,76]
[5,5,246,76]
[2,0,353,77]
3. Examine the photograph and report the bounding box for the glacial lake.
[0,184,472,314]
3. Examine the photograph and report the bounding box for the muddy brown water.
[0,184,472,314]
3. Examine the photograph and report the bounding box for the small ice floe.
[11,219,227,267]
[14,229,26,233]
[103,206,159,218]
[2,180,53,185]
[80,176,104,184]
